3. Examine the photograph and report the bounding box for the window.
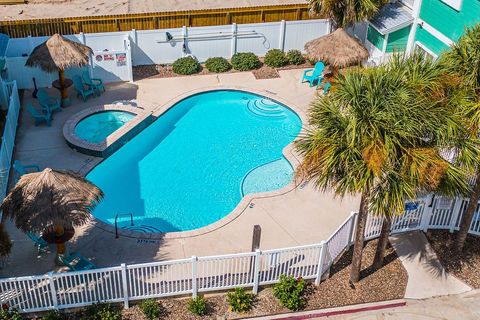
[414,43,438,60]
[440,0,462,11]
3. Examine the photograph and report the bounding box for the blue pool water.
[75,111,135,143]
[87,90,302,232]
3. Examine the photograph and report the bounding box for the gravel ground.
[29,239,406,319]
[426,230,480,289]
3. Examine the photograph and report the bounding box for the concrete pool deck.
[0,69,360,277]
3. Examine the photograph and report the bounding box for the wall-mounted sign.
[103,54,114,61]
[95,54,103,62]
[116,53,127,66]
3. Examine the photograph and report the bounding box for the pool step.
[246,99,287,118]
[121,225,162,233]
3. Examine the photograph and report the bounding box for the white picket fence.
[1,192,480,313]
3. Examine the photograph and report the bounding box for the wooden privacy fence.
[0,4,319,38]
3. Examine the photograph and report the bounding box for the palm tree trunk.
[349,190,369,283]
[372,216,392,269]
[455,171,480,252]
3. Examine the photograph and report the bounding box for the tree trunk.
[349,191,369,284]
[372,216,392,270]
[455,171,480,252]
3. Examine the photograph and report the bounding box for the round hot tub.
[74,111,135,144]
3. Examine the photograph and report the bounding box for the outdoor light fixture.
[165,32,173,41]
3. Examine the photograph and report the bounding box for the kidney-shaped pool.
[87,90,302,233]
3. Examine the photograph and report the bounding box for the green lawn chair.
[13,160,40,182]
[36,88,61,114]
[26,232,50,256]
[60,252,96,271]
[82,70,105,95]
[302,61,325,87]
[73,75,95,101]
[27,103,52,126]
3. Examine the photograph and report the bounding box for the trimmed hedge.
[264,49,288,68]
[231,52,260,71]
[286,50,305,65]
[172,56,200,75]
[205,57,232,73]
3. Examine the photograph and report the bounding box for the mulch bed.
[426,230,480,289]
[39,239,405,320]
[252,65,280,79]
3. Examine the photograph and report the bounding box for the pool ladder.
[114,213,134,238]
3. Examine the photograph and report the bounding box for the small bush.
[227,288,253,313]
[172,56,200,75]
[0,307,22,320]
[264,49,288,68]
[231,52,260,71]
[272,275,306,311]
[139,299,163,320]
[205,57,232,73]
[286,50,305,65]
[187,296,207,316]
[41,310,64,320]
[82,302,121,320]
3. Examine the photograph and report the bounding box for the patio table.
[52,78,73,107]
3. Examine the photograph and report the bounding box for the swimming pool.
[87,90,302,233]
[75,111,135,143]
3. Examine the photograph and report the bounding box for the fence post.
[278,20,286,51]
[420,194,435,232]
[191,256,198,298]
[182,26,188,56]
[231,23,237,57]
[315,241,326,285]
[121,263,129,309]
[48,272,59,309]
[252,249,261,294]
[449,198,464,233]
[348,212,358,245]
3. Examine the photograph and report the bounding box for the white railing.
[0,80,20,220]
[2,192,480,313]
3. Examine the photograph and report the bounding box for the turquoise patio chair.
[27,103,52,126]
[26,232,50,256]
[302,61,325,87]
[13,160,40,182]
[60,252,96,271]
[319,81,331,94]
[73,75,95,101]
[36,88,61,114]
[82,70,105,95]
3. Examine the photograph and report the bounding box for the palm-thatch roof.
[304,28,369,68]
[0,223,12,258]
[1,168,103,233]
[25,34,93,73]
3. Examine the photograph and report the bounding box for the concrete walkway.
[389,231,471,299]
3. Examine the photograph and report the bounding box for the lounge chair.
[13,160,40,182]
[302,61,325,87]
[27,103,52,126]
[82,70,105,95]
[73,75,95,101]
[36,89,61,113]
[320,81,331,94]
[60,252,96,271]
[26,232,50,256]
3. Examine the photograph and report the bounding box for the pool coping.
[63,104,151,157]
[79,86,309,240]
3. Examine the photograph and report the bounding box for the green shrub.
[272,275,306,311]
[231,52,260,71]
[286,50,305,65]
[187,296,207,316]
[205,57,232,73]
[139,299,163,320]
[0,307,22,320]
[172,56,200,75]
[82,302,121,320]
[41,310,64,320]
[264,49,288,68]
[227,288,253,313]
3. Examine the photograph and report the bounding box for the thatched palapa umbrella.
[25,34,93,106]
[304,28,369,69]
[1,168,103,260]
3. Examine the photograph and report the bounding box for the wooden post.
[251,225,261,251]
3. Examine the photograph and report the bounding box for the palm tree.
[441,24,480,252]
[309,0,388,29]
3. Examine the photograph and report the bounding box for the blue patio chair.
[302,61,325,87]
[27,103,52,126]
[36,88,61,114]
[26,232,50,256]
[60,252,96,271]
[13,160,40,182]
[82,70,105,95]
[73,75,95,101]
[319,81,331,94]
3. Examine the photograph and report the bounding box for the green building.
[364,0,480,63]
